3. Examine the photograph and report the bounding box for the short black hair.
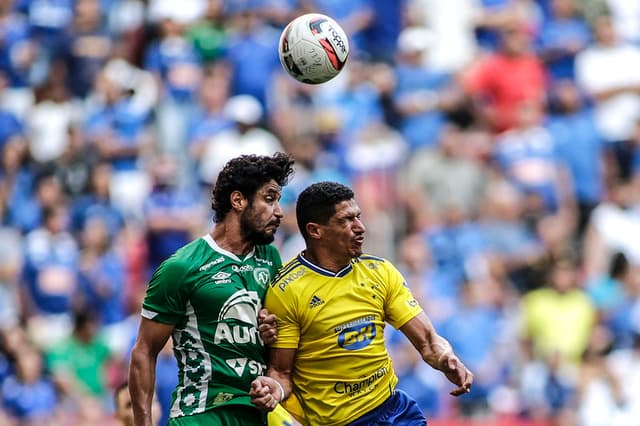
[296,181,354,239]
[73,308,98,331]
[609,252,629,278]
[212,152,295,222]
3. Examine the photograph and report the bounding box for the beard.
[239,208,277,246]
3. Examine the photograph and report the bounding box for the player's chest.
[298,277,386,346]
[190,262,274,308]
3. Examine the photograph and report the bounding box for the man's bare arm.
[129,318,174,426]
[400,312,473,396]
[250,347,297,411]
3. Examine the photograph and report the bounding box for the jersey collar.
[202,234,255,262]
[297,252,353,277]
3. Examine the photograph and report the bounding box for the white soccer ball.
[278,13,349,85]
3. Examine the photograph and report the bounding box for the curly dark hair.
[212,152,295,222]
[296,181,354,239]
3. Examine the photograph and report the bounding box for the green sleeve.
[141,257,191,325]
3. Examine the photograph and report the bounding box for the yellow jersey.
[267,404,297,426]
[265,253,423,426]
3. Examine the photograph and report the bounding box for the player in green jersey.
[129,153,295,426]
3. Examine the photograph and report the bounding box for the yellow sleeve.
[280,392,309,425]
[267,404,299,426]
[383,262,423,329]
[264,282,301,349]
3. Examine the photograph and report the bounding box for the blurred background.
[0,0,640,424]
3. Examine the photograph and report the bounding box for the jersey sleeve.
[264,278,300,349]
[141,257,191,325]
[383,262,423,329]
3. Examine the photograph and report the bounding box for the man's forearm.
[129,347,158,426]
[267,369,293,401]
[421,334,455,371]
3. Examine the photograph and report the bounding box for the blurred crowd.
[1,0,640,424]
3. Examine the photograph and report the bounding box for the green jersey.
[141,234,282,419]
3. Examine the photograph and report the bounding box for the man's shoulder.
[158,238,210,273]
[353,254,392,271]
[254,243,280,258]
[357,254,387,263]
[271,256,306,290]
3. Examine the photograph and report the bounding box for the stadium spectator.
[62,0,113,99]
[186,63,233,182]
[22,203,79,348]
[406,0,479,73]
[45,309,112,405]
[536,0,590,82]
[144,5,202,156]
[463,20,547,134]
[77,215,127,326]
[583,178,640,278]
[197,94,283,186]
[84,65,153,220]
[0,0,37,119]
[0,73,25,151]
[345,122,408,259]
[438,279,507,416]
[69,161,124,237]
[604,0,640,45]
[26,66,82,165]
[186,0,228,64]
[311,58,385,153]
[0,227,22,330]
[223,6,280,106]
[478,179,544,292]
[401,123,488,230]
[493,99,573,215]
[607,332,640,421]
[522,212,578,293]
[362,0,404,63]
[575,14,640,181]
[519,255,597,365]
[1,344,58,424]
[575,326,626,426]
[143,155,205,273]
[393,26,459,151]
[547,79,604,233]
[0,139,35,233]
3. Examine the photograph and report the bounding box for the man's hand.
[258,309,277,345]
[439,352,473,396]
[250,376,284,412]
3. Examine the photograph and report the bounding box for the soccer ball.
[278,13,349,84]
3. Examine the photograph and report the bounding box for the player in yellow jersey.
[249,181,473,425]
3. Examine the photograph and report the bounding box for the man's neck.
[211,222,253,256]
[302,247,351,273]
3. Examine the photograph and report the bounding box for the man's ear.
[306,222,322,240]
[230,190,247,212]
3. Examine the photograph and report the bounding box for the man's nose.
[274,201,283,218]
